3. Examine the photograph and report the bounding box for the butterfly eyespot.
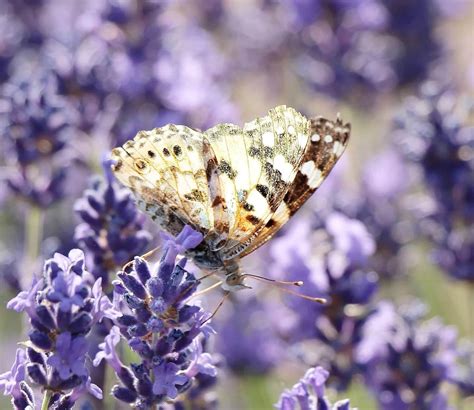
[147,150,156,158]
[134,159,149,173]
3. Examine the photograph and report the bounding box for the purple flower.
[47,332,88,380]
[278,0,396,101]
[0,349,35,410]
[152,361,188,398]
[268,212,378,390]
[339,148,414,279]
[432,226,474,282]
[395,80,474,281]
[93,326,122,373]
[275,366,353,410]
[74,164,152,286]
[0,71,78,207]
[5,249,112,406]
[216,296,285,374]
[0,349,26,397]
[160,224,204,265]
[359,301,459,409]
[108,225,217,407]
[6,277,43,317]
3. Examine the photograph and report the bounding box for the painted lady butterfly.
[111,105,350,292]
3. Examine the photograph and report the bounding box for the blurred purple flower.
[0,71,78,207]
[275,366,353,410]
[396,80,474,224]
[432,226,474,282]
[216,296,285,374]
[280,0,397,101]
[358,301,459,409]
[269,212,378,390]
[339,148,415,279]
[395,80,474,281]
[74,165,152,286]
[385,0,443,85]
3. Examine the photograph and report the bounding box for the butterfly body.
[111,106,350,290]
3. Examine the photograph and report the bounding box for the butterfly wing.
[201,106,311,254]
[221,113,350,260]
[111,125,214,237]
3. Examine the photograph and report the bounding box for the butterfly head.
[222,272,251,292]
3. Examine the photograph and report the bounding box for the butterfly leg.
[200,290,230,325]
[122,245,162,271]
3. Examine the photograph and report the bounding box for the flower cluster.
[97,225,218,408]
[269,212,378,390]
[280,0,396,101]
[358,301,459,409]
[216,296,285,374]
[395,80,474,281]
[4,249,114,409]
[276,366,352,410]
[395,80,474,223]
[342,148,414,279]
[74,162,151,286]
[0,72,78,207]
[0,349,35,410]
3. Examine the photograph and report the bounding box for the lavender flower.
[395,80,474,281]
[279,0,397,101]
[0,71,77,207]
[275,366,353,410]
[385,0,444,85]
[5,249,113,408]
[396,80,474,223]
[340,148,414,279]
[0,349,35,410]
[216,296,285,374]
[432,226,474,282]
[74,163,151,286]
[100,225,218,408]
[269,213,378,390]
[358,301,459,409]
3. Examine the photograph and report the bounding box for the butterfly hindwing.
[111,125,213,236]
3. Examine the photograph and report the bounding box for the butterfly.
[111,105,350,293]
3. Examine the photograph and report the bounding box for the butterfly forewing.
[235,115,350,259]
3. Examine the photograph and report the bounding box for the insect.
[111,105,350,299]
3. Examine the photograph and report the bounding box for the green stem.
[26,205,43,261]
[41,390,52,410]
[24,205,44,284]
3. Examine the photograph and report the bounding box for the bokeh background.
[0,0,473,409]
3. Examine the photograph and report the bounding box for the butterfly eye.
[226,274,240,286]
[134,159,149,174]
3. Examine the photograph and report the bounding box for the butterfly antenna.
[241,273,304,287]
[241,273,326,304]
[201,290,230,325]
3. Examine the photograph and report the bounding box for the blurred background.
[0,0,473,409]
